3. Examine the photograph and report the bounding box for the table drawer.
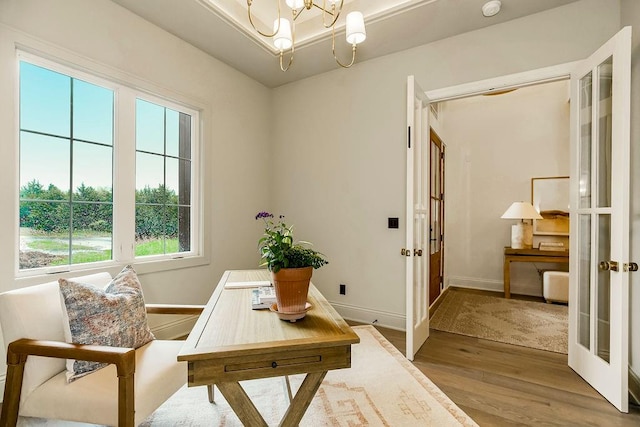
[187,345,351,385]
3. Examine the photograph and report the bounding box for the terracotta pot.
[270,266,312,315]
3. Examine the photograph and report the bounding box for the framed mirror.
[531,176,570,236]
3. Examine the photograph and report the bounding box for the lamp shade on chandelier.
[247,0,367,71]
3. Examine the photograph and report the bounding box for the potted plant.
[255,212,327,320]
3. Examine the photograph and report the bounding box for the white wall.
[0,0,271,384]
[441,81,570,296]
[271,0,620,328]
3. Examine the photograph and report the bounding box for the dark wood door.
[429,129,444,306]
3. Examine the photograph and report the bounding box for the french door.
[405,75,430,361]
[568,26,632,412]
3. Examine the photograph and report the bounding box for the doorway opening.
[434,78,571,300]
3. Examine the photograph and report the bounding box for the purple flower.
[255,211,274,220]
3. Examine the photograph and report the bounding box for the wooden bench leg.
[0,351,27,427]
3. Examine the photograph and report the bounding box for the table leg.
[216,371,327,427]
[280,371,327,427]
[216,381,268,427]
[503,257,511,299]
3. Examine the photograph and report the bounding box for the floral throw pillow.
[58,265,155,382]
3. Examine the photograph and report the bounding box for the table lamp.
[501,201,543,249]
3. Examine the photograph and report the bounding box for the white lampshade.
[501,201,541,249]
[285,0,305,9]
[501,202,542,220]
[273,18,293,50]
[345,11,366,45]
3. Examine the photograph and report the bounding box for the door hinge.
[624,262,638,272]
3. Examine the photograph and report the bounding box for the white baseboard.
[150,315,198,340]
[447,276,543,297]
[329,301,405,331]
[447,276,504,293]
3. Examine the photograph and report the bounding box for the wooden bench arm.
[2,339,137,427]
[145,303,205,315]
[6,338,135,377]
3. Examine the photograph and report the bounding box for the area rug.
[17,326,477,427]
[430,289,568,354]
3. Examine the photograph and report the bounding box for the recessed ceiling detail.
[198,0,423,54]
[110,0,581,88]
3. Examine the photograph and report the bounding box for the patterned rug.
[430,289,568,354]
[18,326,477,427]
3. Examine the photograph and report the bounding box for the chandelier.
[247,0,367,71]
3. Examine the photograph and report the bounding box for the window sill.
[15,255,210,286]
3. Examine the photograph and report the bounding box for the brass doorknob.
[599,261,619,272]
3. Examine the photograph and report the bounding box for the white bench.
[543,271,569,304]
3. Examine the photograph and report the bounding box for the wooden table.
[178,270,360,426]
[503,247,569,299]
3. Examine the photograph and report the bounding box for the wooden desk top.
[178,269,360,362]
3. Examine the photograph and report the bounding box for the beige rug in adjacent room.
[18,326,477,427]
[430,289,568,354]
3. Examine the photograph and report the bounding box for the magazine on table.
[251,286,277,309]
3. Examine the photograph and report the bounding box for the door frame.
[422,61,578,298]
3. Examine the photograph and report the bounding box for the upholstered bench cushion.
[19,339,186,426]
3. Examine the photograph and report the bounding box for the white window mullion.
[113,87,137,263]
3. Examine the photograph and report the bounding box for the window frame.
[16,50,205,278]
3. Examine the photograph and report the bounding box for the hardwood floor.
[371,324,640,426]
[3,320,638,426]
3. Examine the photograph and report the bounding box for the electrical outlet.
[339,284,346,295]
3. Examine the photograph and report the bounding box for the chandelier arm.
[279,14,296,72]
[248,0,281,38]
[279,50,294,72]
[332,24,356,68]
[314,0,343,28]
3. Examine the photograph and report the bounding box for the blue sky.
[19,61,184,195]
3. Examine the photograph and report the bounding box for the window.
[135,99,192,257]
[18,54,200,273]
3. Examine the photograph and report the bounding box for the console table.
[503,247,569,298]
[178,269,360,426]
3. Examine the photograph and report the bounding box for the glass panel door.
[569,27,631,412]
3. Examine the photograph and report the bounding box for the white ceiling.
[110,0,579,88]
